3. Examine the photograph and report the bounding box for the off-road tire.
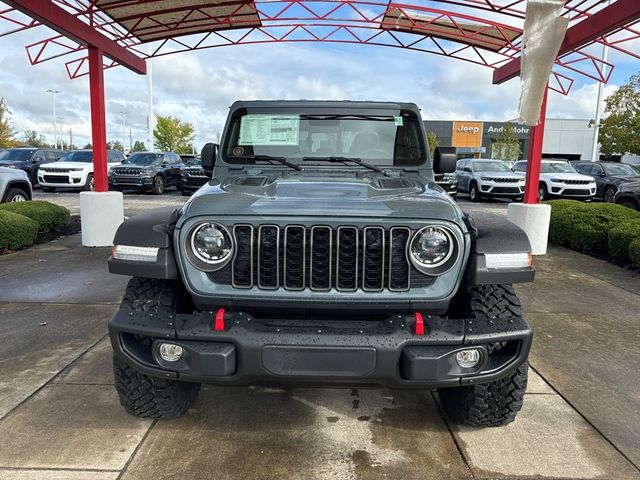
[113,277,199,419]
[438,284,528,427]
[152,175,165,195]
[621,200,639,211]
[181,188,191,197]
[113,356,200,419]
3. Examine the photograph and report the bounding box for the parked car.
[572,161,640,203]
[108,100,535,428]
[109,152,184,194]
[512,159,596,200]
[434,173,457,198]
[38,149,126,192]
[0,147,63,186]
[455,158,524,202]
[613,181,640,211]
[0,166,32,202]
[180,158,210,196]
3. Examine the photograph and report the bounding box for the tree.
[0,97,16,148]
[600,73,640,158]
[131,140,147,152]
[492,122,522,161]
[23,130,49,148]
[83,143,92,149]
[427,131,440,159]
[107,140,125,152]
[154,115,196,154]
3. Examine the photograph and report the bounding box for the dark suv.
[109,152,183,194]
[108,100,535,428]
[572,161,640,203]
[0,148,63,185]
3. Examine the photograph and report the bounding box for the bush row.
[547,200,640,266]
[0,201,71,251]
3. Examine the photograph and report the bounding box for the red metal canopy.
[0,0,639,201]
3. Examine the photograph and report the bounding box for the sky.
[0,23,638,151]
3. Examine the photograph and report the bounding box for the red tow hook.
[213,308,226,331]
[414,312,425,335]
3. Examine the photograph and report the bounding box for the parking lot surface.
[0,192,638,479]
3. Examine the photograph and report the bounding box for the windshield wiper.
[233,154,302,171]
[302,156,387,175]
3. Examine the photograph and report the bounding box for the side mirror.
[463,167,472,173]
[201,142,219,175]
[433,147,457,174]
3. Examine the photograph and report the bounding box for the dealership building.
[423,119,630,162]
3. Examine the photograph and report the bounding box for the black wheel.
[538,183,548,200]
[469,183,481,202]
[152,175,165,195]
[604,185,617,203]
[113,278,199,419]
[83,173,94,191]
[41,186,54,193]
[438,284,528,427]
[181,188,191,197]
[5,188,29,202]
[621,200,639,211]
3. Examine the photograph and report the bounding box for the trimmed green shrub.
[0,201,70,232]
[548,201,640,252]
[608,219,640,258]
[630,239,640,267]
[0,210,39,250]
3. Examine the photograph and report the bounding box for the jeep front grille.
[229,224,418,292]
[112,168,143,175]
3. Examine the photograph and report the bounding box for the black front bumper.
[110,177,154,190]
[110,309,531,389]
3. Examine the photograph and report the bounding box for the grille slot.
[389,227,411,291]
[310,226,332,291]
[232,225,253,288]
[258,226,280,289]
[228,224,419,292]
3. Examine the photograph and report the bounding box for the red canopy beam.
[4,0,146,74]
[493,0,640,85]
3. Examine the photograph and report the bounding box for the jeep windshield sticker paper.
[394,116,404,126]
[239,115,300,146]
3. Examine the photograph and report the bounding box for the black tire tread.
[114,357,200,418]
[438,284,528,427]
[114,277,199,419]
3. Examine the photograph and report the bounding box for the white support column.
[507,203,552,255]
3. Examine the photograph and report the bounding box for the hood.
[539,172,594,181]
[608,175,640,183]
[181,172,464,222]
[0,166,26,175]
[477,171,523,180]
[114,164,153,170]
[41,161,91,169]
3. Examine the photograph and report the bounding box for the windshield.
[602,163,639,177]
[60,151,93,163]
[222,108,427,166]
[474,161,511,172]
[541,162,577,174]
[123,153,161,165]
[0,149,36,162]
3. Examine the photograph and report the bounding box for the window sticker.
[239,115,300,146]
[394,116,404,126]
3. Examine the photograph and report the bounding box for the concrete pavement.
[0,197,639,479]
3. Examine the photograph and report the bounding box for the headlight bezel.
[408,225,459,276]
[186,222,234,272]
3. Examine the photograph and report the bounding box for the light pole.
[46,89,60,149]
[120,110,127,153]
[147,44,154,151]
[591,0,611,162]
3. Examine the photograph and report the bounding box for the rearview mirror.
[201,143,219,174]
[433,147,457,174]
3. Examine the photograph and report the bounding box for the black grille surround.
[202,223,457,293]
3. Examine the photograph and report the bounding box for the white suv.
[38,149,125,191]
[512,159,596,200]
[455,158,525,202]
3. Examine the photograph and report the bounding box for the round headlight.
[190,223,233,265]
[409,226,455,272]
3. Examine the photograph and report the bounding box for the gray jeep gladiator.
[108,100,534,427]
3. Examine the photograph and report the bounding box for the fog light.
[159,343,183,362]
[455,349,481,368]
